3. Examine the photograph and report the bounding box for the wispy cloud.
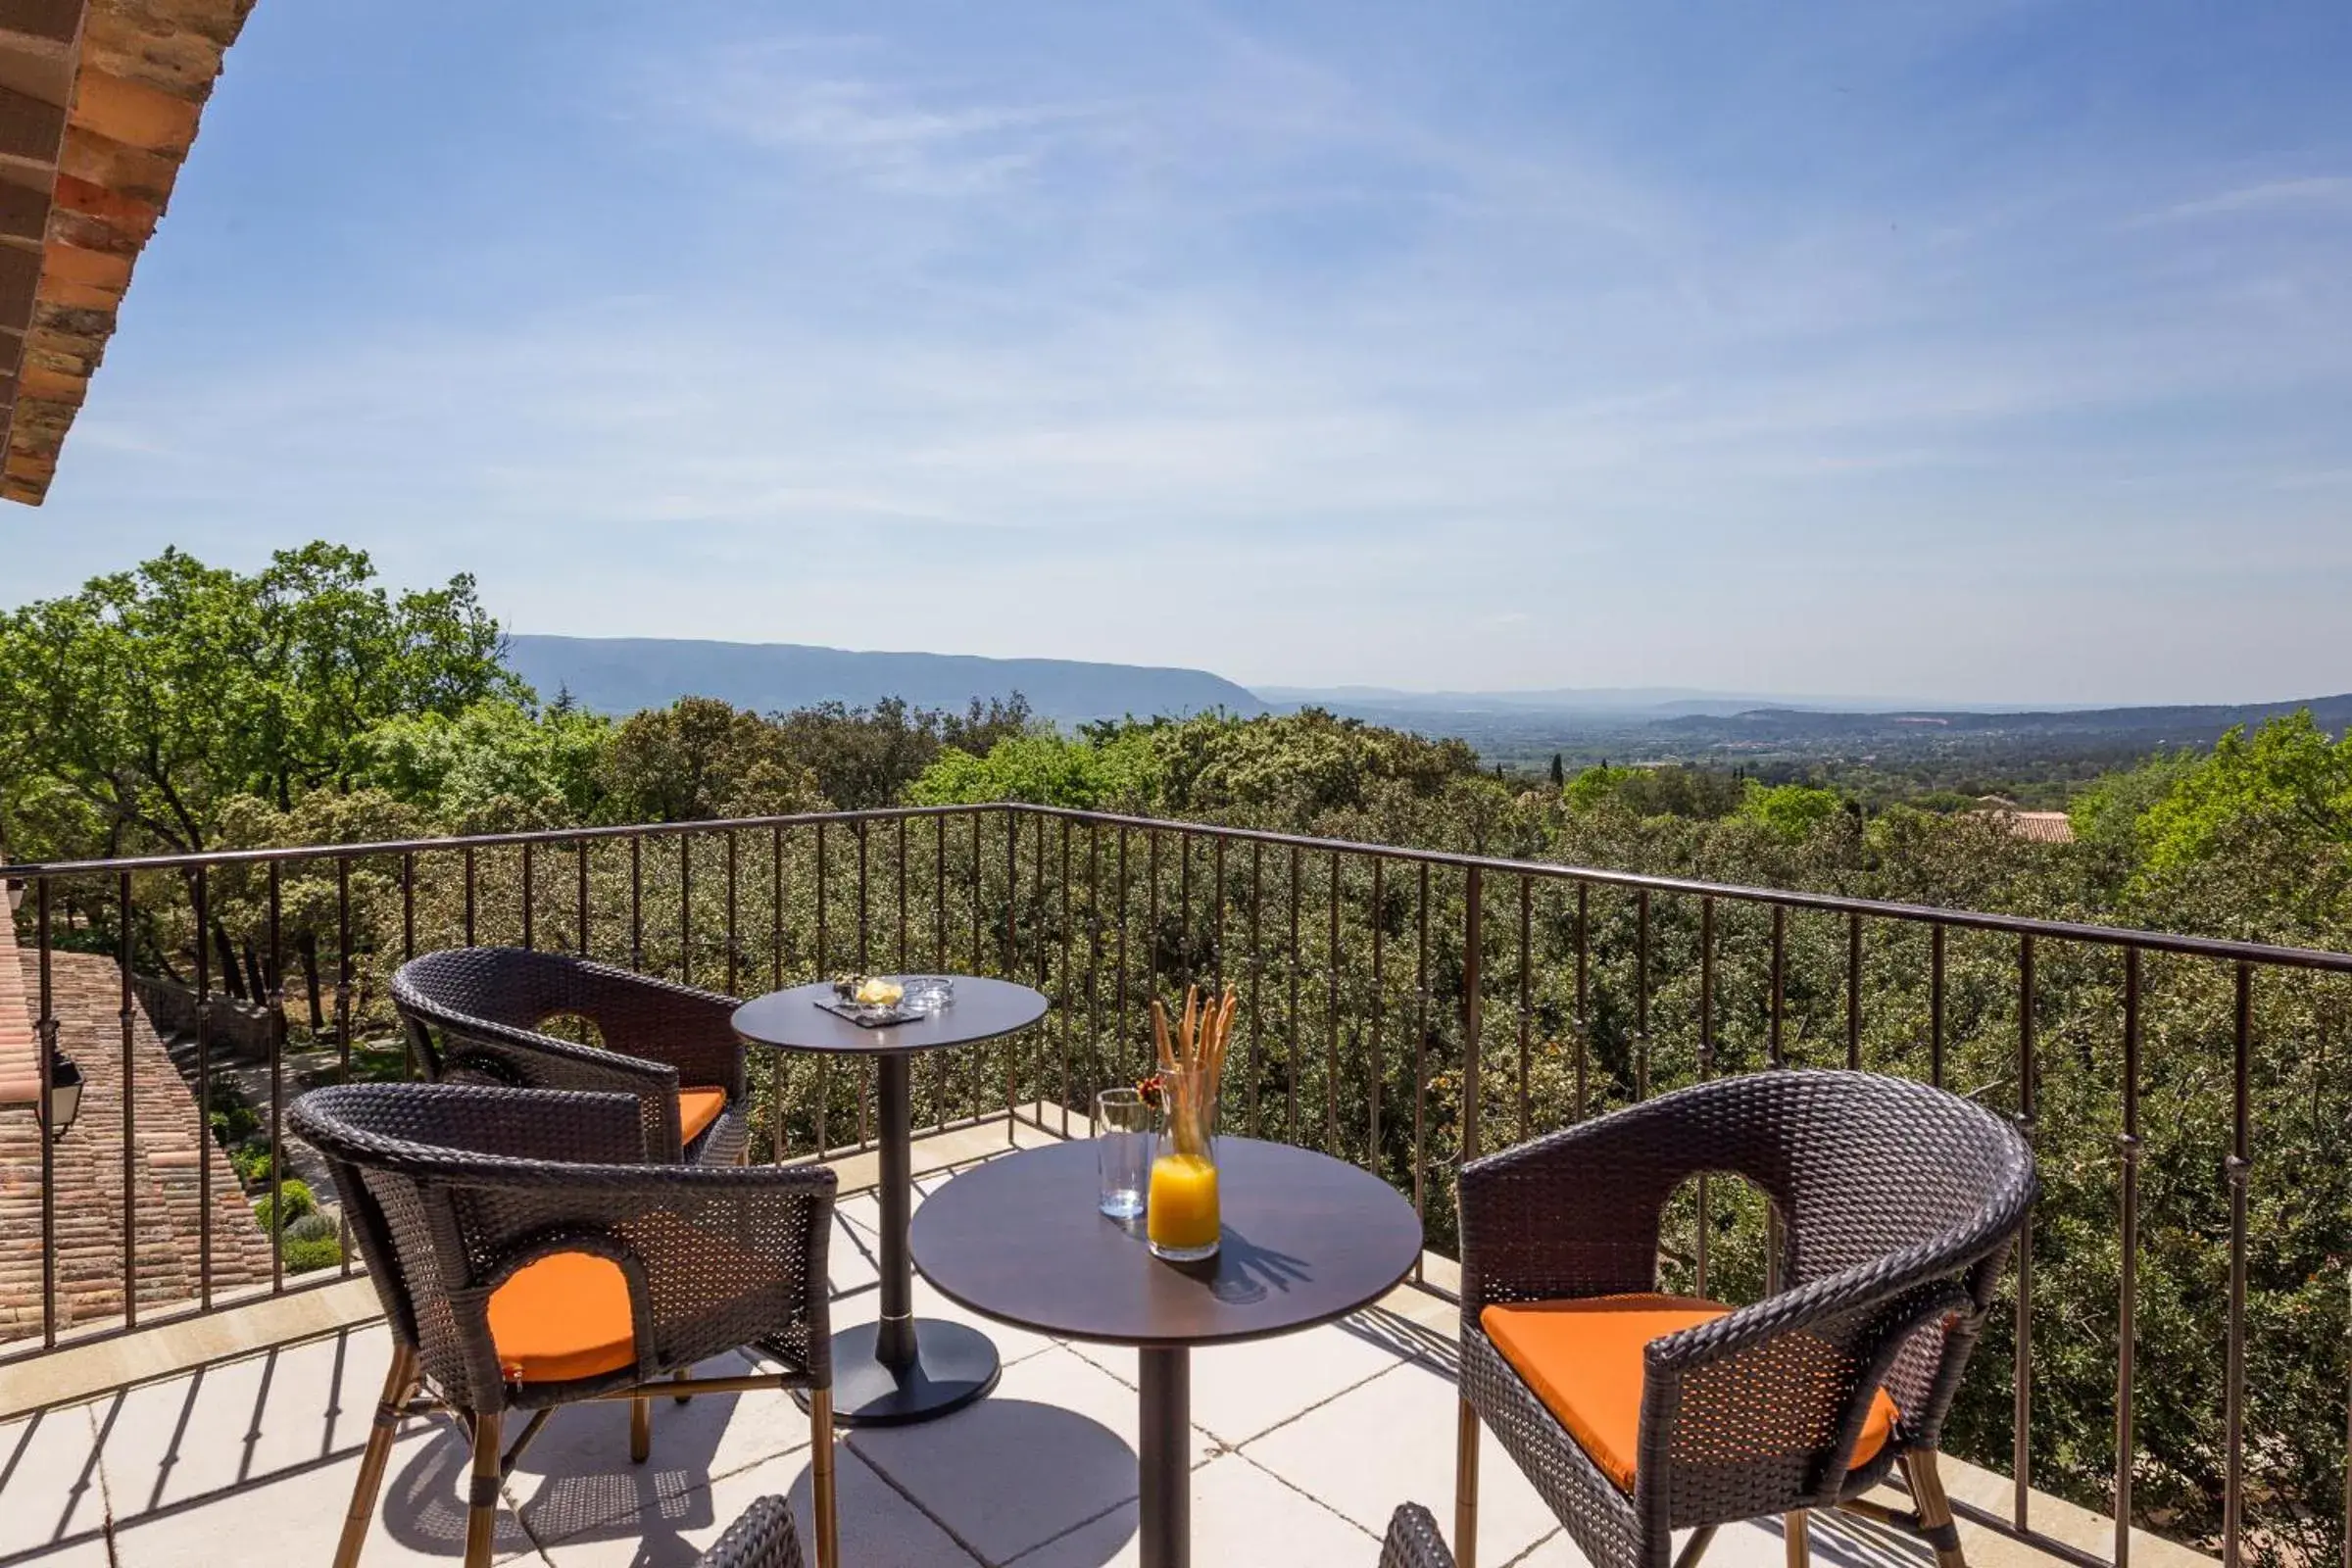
[2138,175,2352,224]
[643,36,1111,195]
[19,1,2352,705]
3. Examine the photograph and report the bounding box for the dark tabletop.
[731,977,1050,1058]
[909,1138,1424,1348]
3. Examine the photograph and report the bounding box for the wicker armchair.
[1454,1069,2034,1568]
[393,947,750,1165]
[291,1082,838,1568]
[697,1496,805,1568]
[1382,1503,1456,1568]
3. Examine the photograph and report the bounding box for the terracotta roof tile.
[2,0,260,506]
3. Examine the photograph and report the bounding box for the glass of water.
[1095,1088,1152,1220]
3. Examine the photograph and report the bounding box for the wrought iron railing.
[5,803,2349,1568]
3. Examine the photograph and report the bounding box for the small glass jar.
[900,975,956,1016]
[1147,1066,1220,1261]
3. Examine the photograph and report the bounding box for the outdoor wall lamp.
[41,1051,83,1143]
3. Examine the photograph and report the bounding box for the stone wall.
[0,920,274,1345]
[126,972,276,1059]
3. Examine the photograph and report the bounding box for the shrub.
[229,1140,275,1189]
[252,1178,316,1235]
[209,1101,261,1143]
[279,1234,342,1274]
[284,1210,340,1245]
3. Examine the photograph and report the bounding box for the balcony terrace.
[4,804,2348,1567]
[0,1109,2208,1568]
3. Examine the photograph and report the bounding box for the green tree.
[1563,763,1638,812]
[753,694,1035,810]
[1141,709,1482,825]
[2136,713,2352,874]
[908,729,1155,809]
[206,786,428,1014]
[351,699,612,830]
[1562,763,1744,820]
[0,544,511,992]
[1734,780,1847,841]
[771,698,947,810]
[0,542,512,858]
[598,697,819,822]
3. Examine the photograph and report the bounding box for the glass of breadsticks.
[1145,985,1235,1261]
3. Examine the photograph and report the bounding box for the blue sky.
[12,0,2351,704]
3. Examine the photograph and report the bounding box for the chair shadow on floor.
[1761,1506,1941,1568]
[380,1368,748,1562]
[375,1416,547,1560]
[379,1375,1140,1567]
[1338,1301,1456,1375]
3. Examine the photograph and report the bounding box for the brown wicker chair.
[1382,1502,1456,1567]
[393,947,749,1165]
[1454,1069,2035,1568]
[697,1495,805,1568]
[292,1082,838,1568]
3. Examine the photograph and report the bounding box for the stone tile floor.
[0,1140,2081,1568]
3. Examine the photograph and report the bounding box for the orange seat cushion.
[1481,1294,1897,1492]
[488,1251,637,1383]
[678,1087,727,1146]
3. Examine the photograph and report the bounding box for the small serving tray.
[814,997,922,1029]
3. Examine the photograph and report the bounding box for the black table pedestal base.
[797,1318,1001,1428]
[1139,1347,1190,1568]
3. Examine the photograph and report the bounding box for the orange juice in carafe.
[1147,1152,1220,1257]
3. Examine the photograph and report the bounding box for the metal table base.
[800,1053,1002,1427]
[1139,1347,1191,1568]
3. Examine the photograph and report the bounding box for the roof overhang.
[1,0,256,506]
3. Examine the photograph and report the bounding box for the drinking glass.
[1095,1088,1152,1220]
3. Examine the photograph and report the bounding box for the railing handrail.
[1017,806,2352,973]
[0,803,988,878]
[9,798,2352,975]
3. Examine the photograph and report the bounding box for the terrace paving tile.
[1242,1354,1564,1567]
[0,1401,109,1560]
[89,1321,396,1518]
[826,1209,882,1295]
[507,1350,812,1548]
[844,1344,1188,1567]
[1006,1450,1375,1568]
[535,1443,975,1568]
[1065,1309,1434,1449]
[107,1405,544,1566]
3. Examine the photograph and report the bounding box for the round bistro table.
[732,976,1050,1426]
[910,1137,1424,1568]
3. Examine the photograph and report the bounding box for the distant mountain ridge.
[1255,685,2080,718]
[1252,685,2352,769]
[506,635,1264,723]
[506,635,2348,757]
[1653,693,2352,740]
